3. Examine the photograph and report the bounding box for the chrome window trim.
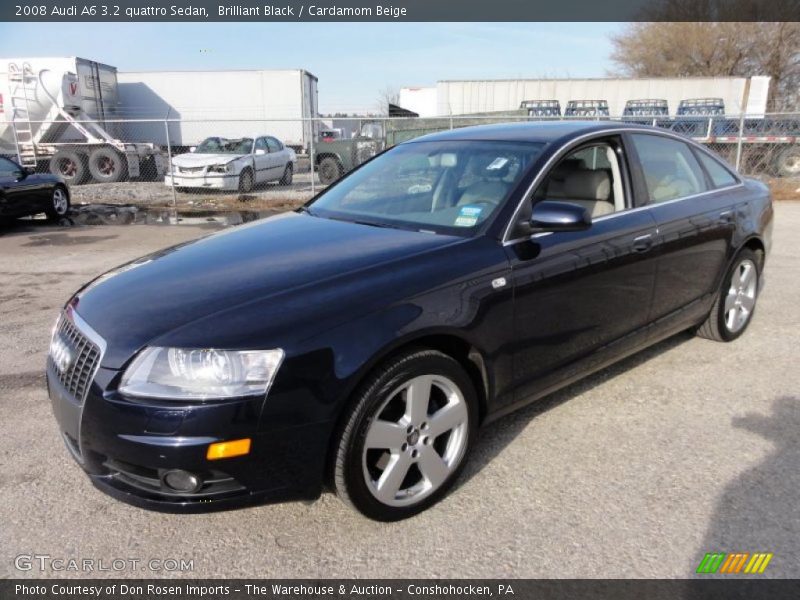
[501,126,746,246]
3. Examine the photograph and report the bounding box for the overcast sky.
[0,22,620,113]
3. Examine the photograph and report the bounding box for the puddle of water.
[19,204,277,228]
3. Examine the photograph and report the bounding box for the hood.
[73,213,461,368]
[172,153,245,166]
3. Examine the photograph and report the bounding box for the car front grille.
[48,315,102,404]
[178,166,205,174]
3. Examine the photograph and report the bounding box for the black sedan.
[47,122,772,521]
[0,156,70,220]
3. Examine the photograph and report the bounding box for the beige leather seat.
[560,169,615,217]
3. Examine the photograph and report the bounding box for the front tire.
[333,349,477,521]
[318,157,342,185]
[238,168,254,193]
[697,248,761,342]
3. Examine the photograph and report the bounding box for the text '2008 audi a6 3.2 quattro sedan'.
[47,122,773,520]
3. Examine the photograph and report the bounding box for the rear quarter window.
[695,150,739,188]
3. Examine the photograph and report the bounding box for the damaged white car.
[165,136,296,192]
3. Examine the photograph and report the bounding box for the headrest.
[550,158,587,181]
[562,169,611,201]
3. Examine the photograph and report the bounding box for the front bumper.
[48,351,332,513]
[164,173,238,190]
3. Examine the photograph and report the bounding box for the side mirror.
[255,149,267,155]
[530,200,592,233]
[23,166,35,175]
[14,169,27,180]
[189,146,196,153]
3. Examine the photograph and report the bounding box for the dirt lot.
[1,203,799,578]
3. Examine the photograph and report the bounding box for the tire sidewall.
[239,168,253,192]
[45,186,70,219]
[716,249,760,341]
[52,186,68,216]
[281,163,293,185]
[88,148,126,183]
[319,158,340,184]
[338,351,478,521]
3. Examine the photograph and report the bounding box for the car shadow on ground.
[457,330,695,489]
[691,395,800,577]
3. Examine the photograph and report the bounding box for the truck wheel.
[50,150,89,184]
[775,146,800,178]
[318,157,342,185]
[88,147,127,183]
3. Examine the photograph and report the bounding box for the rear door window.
[630,134,708,203]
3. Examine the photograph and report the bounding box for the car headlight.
[207,163,233,173]
[119,347,284,400]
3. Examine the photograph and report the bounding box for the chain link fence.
[4,114,798,211]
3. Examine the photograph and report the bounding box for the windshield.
[195,137,253,154]
[308,140,544,234]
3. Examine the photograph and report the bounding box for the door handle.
[632,233,654,253]
[718,210,734,224]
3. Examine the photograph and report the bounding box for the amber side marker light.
[207,438,251,460]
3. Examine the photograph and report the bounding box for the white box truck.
[0,57,165,184]
[116,69,319,153]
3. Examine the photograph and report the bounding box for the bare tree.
[375,86,401,115]
[610,22,800,111]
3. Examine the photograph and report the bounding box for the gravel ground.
[1,203,799,579]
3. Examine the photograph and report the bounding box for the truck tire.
[775,146,800,178]
[318,157,342,185]
[88,147,128,183]
[50,149,89,184]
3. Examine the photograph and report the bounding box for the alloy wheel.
[52,188,68,215]
[361,374,469,507]
[724,258,757,333]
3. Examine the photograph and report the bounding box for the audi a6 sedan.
[48,122,772,520]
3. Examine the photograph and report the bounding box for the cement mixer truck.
[0,57,165,184]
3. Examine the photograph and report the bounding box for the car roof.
[406,120,654,144]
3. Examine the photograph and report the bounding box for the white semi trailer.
[0,57,165,184]
[115,69,319,153]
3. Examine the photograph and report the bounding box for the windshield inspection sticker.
[486,157,509,170]
[454,205,483,227]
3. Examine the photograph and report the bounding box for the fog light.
[162,469,202,493]
[206,438,251,460]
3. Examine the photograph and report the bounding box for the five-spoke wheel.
[698,248,761,342]
[334,349,476,520]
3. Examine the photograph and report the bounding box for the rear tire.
[775,146,800,178]
[279,163,293,185]
[333,349,477,521]
[50,150,89,185]
[697,248,761,342]
[88,147,127,183]
[44,186,70,220]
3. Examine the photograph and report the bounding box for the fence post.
[735,116,745,172]
[164,120,177,209]
[735,78,751,172]
[309,118,316,195]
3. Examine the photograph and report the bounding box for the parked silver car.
[165,136,296,192]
